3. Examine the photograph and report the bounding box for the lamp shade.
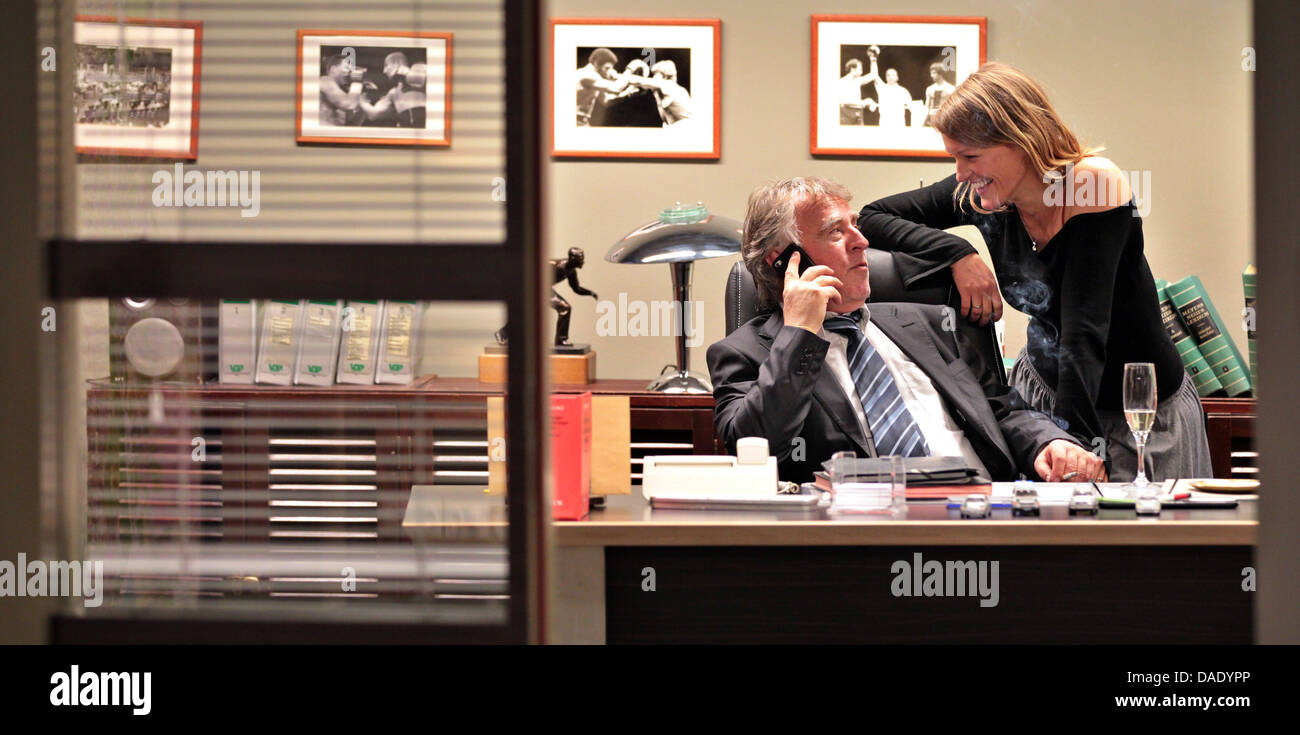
[604,203,742,393]
[605,202,741,265]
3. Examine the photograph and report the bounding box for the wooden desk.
[545,494,1257,644]
[399,486,1258,643]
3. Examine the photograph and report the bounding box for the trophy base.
[478,349,596,385]
[646,369,712,394]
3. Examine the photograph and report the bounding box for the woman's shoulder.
[1065,156,1133,218]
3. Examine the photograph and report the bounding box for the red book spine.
[550,392,591,520]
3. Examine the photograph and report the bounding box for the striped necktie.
[824,312,930,458]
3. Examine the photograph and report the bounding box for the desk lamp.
[606,202,742,393]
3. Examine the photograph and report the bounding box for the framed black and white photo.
[551,18,720,159]
[811,15,986,157]
[75,16,202,159]
[296,30,451,147]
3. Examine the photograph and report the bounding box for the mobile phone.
[771,244,816,276]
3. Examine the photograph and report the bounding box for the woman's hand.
[1034,439,1108,482]
[951,253,1002,326]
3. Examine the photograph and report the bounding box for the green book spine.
[1243,265,1257,390]
[1155,279,1223,397]
[1168,275,1252,397]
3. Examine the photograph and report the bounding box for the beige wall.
[546,0,1254,383]
[70,0,1253,384]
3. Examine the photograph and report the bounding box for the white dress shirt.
[873,82,912,127]
[819,307,990,477]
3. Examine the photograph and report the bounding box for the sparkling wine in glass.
[1123,363,1157,492]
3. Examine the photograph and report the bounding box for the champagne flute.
[1123,363,1157,493]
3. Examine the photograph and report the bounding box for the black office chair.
[724,248,1008,385]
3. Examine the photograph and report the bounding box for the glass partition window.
[41,0,545,641]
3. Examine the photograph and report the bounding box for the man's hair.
[844,59,863,74]
[384,51,409,68]
[650,60,677,81]
[930,62,1103,213]
[929,62,947,75]
[588,48,617,67]
[323,54,349,75]
[742,176,853,309]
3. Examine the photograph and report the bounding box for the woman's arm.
[857,175,998,323]
[857,175,973,276]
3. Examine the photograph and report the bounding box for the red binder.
[551,392,591,520]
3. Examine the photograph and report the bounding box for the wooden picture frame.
[551,18,721,159]
[74,16,203,160]
[811,15,986,158]
[296,29,452,147]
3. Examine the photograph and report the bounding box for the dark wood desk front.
[551,494,1257,644]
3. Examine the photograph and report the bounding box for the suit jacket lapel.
[760,311,872,457]
[870,306,1013,468]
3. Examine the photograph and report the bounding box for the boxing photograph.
[837,43,954,129]
[811,15,984,157]
[319,44,428,129]
[574,46,693,128]
[552,18,720,158]
[297,30,451,147]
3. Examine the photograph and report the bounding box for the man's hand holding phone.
[782,251,844,334]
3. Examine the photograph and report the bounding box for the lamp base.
[646,368,712,394]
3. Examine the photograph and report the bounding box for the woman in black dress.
[857,62,1211,482]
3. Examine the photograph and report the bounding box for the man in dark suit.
[706,176,1107,483]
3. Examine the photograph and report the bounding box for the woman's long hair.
[930,62,1103,213]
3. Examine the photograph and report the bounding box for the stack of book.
[1158,275,1253,397]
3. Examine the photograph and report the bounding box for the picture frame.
[551,18,720,159]
[811,15,986,158]
[296,29,452,147]
[74,16,203,160]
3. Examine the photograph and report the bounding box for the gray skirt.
[1009,348,1213,482]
